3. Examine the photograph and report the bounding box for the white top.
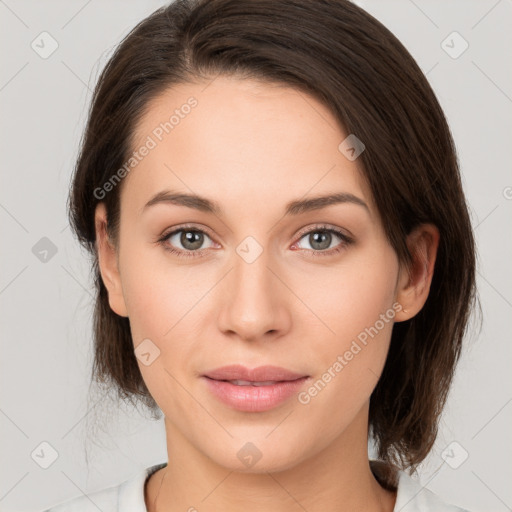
[41,461,471,512]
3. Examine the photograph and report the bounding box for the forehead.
[123,76,376,221]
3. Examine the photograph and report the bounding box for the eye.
[293,224,353,256]
[156,225,217,259]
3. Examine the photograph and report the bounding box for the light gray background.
[1,1,511,511]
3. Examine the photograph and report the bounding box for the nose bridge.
[218,238,286,339]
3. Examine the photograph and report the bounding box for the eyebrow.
[142,190,369,216]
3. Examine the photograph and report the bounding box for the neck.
[145,405,397,512]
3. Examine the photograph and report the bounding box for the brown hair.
[69,0,480,473]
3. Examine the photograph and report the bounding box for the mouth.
[201,369,310,413]
[204,376,309,391]
[202,364,308,383]
[207,378,300,387]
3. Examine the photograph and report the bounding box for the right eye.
[157,225,218,259]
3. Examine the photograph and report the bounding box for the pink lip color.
[202,376,310,412]
[203,364,306,382]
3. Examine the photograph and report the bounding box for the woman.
[44,0,478,510]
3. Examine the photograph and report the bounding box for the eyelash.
[156,223,354,260]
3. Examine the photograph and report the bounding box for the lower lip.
[202,376,309,412]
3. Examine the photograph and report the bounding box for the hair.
[68,0,480,477]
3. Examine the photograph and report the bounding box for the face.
[96,75,417,473]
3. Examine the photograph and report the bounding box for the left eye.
[294,228,350,252]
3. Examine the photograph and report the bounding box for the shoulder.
[394,470,471,512]
[39,463,167,512]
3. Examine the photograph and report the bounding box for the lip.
[202,364,307,382]
[201,365,310,412]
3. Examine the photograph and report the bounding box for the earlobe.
[94,203,128,318]
[394,224,440,322]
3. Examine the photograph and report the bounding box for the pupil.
[182,231,203,250]
[311,231,331,250]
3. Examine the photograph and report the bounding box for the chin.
[206,436,310,474]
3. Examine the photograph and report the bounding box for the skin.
[94,75,439,512]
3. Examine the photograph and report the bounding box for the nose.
[217,246,291,342]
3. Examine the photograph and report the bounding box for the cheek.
[120,256,210,412]
[297,241,398,336]
[293,244,399,396]
[118,242,216,386]
[119,240,210,342]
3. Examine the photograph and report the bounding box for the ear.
[394,223,440,322]
[94,202,128,318]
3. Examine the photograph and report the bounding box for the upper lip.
[203,364,308,382]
